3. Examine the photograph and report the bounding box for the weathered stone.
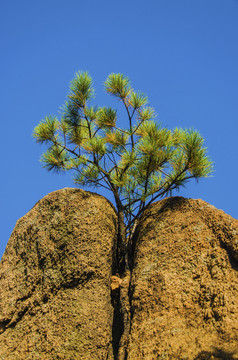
[0,188,117,359]
[127,197,238,360]
[2,191,238,360]
[111,276,122,292]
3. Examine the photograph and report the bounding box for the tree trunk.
[112,191,131,359]
[117,269,131,360]
[117,206,128,273]
[113,187,127,274]
[116,207,131,360]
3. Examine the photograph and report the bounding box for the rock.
[1,191,238,360]
[127,197,238,359]
[111,276,123,292]
[0,188,117,359]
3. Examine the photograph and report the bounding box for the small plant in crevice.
[33,71,213,274]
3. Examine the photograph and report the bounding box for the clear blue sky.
[1,0,238,259]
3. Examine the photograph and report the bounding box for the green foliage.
[129,91,148,109]
[33,71,213,234]
[68,71,94,106]
[33,116,58,144]
[105,73,131,99]
[96,107,117,129]
[40,145,69,173]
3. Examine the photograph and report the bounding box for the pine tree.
[33,71,213,273]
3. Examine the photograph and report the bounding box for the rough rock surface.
[0,188,117,359]
[1,191,238,360]
[127,197,238,360]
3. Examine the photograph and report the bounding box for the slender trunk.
[117,268,131,360]
[116,209,131,360]
[113,190,131,359]
[117,206,128,273]
[126,219,139,270]
[113,189,128,274]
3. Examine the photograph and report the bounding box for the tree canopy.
[33,71,213,269]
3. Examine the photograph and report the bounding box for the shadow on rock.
[194,348,237,360]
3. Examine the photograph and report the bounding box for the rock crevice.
[1,192,238,359]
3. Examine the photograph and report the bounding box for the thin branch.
[68,97,84,110]
[93,127,101,137]
[106,152,117,167]
[89,180,111,191]
[131,107,136,120]
[131,118,144,137]
[126,168,191,231]
[84,105,92,139]
[51,139,115,193]
[143,156,152,204]
[122,98,134,148]
[112,126,130,135]
[159,168,171,179]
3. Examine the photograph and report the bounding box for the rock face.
[0,188,117,359]
[1,191,238,360]
[127,197,238,360]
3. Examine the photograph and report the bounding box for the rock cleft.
[1,192,238,359]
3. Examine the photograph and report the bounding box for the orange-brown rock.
[1,191,238,360]
[127,197,238,360]
[0,188,117,359]
[111,276,123,292]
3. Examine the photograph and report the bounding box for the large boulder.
[1,191,238,360]
[127,197,238,360]
[0,188,117,359]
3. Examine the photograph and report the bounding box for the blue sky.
[1,0,237,259]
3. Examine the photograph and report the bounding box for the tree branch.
[122,98,134,148]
